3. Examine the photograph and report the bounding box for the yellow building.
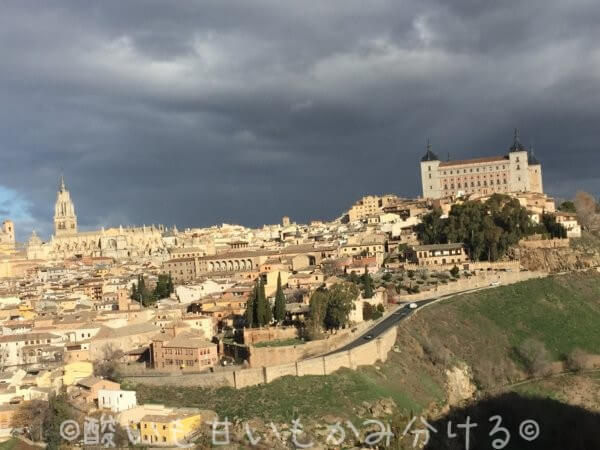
[139,412,203,446]
[347,195,399,222]
[63,361,94,386]
[18,303,36,320]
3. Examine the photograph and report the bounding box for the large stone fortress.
[420,129,543,199]
[27,177,167,260]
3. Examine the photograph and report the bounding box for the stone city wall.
[518,238,570,249]
[124,325,398,389]
[396,269,546,302]
[247,321,372,367]
[241,326,299,345]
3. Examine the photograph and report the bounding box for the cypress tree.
[255,279,268,326]
[273,272,287,323]
[361,270,374,299]
[167,273,174,294]
[262,277,272,325]
[244,283,257,328]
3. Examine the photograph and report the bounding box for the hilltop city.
[0,129,596,447]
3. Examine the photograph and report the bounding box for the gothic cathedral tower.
[54,175,78,236]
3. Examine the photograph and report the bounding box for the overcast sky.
[1,1,599,240]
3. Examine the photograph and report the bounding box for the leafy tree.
[558,200,576,213]
[362,302,375,321]
[348,271,360,284]
[540,213,567,239]
[12,400,50,442]
[43,394,72,449]
[416,207,446,244]
[93,343,124,382]
[574,191,598,231]
[516,338,552,376]
[273,273,287,323]
[306,289,329,339]
[363,302,384,321]
[324,282,359,329]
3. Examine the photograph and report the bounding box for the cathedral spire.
[54,175,77,236]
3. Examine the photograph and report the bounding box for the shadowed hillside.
[424,392,600,450]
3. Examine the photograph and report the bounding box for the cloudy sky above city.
[1,0,599,240]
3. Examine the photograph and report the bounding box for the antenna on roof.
[447,152,450,161]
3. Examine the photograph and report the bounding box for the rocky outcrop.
[509,246,600,272]
[445,364,477,406]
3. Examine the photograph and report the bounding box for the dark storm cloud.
[1,0,599,240]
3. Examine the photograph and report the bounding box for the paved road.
[326,287,486,355]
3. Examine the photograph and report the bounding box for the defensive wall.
[396,268,546,302]
[246,320,372,367]
[518,238,570,249]
[398,260,521,272]
[123,325,397,389]
[239,326,299,344]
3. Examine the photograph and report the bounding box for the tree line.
[416,194,567,261]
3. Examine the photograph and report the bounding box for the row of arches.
[208,259,255,272]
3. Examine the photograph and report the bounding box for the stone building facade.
[150,332,218,372]
[405,243,469,266]
[420,130,543,199]
[347,195,399,222]
[26,177,168,260]
[0,220,15,255]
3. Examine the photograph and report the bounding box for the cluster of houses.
[0,184,582,445]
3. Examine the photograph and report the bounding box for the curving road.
[327,287,487,355]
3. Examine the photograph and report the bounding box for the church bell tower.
[54,175,78,236]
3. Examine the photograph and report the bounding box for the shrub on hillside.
[422,336,453,366]
[450,265,460,278]
[566,348,592,372]
[516,338,552,376]
[473,357,521,390]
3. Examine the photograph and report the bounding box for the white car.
[407,303,418,309]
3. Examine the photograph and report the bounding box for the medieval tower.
[54,175,78,236]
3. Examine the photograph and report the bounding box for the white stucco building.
[98,388,138,412]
